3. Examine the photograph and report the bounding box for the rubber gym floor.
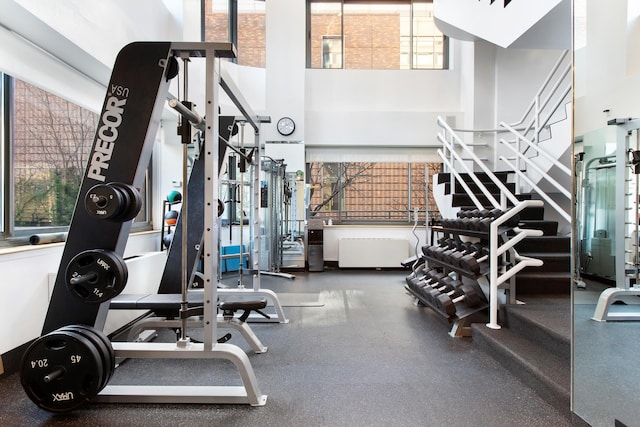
[0,269,571,426]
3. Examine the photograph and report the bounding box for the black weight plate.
[85,184,126,220]
[20,329,104,413]
[110,182,142,222]
[66,249,128,304]
[60,325,115,391]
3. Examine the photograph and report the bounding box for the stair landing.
[472,295,570,418]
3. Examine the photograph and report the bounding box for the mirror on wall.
[572,1,640,426]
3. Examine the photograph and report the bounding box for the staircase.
[437,171,570,295]
[436,171,571,417]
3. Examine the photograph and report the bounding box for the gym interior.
[0,1,637,426]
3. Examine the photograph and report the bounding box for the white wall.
[305,69,461,147]
[16,0,182,68]
[574,1,640,136]
[0,233,161,354]
[264,0,306,143]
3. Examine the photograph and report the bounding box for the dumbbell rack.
[409,202,544,336]
[28,42,268,412]
[407,243,490,337]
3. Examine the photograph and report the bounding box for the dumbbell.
[406,263,430,288]
[407,265,441,290]
[414,270,456,297]
[475,209,520,231]
[414,266,442,284]
[408,271,434,294]
[438,239,468,260]
[415,270,448,288]
[432,241,467,263]
[435,284,484,316]
[457,209,480,219]
[423,239,453,260]
[423,277,464,305]
[458,246,490,274]
[420,275,462,297]
[447,242,485,267]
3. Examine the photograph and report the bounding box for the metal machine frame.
[591,118,640,321]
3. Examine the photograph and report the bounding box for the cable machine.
[588,118,640,321]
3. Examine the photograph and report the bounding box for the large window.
[308,0,448,70]
[12,78,97,230]
[1,73,150,243]
[307,161,441,223]
[203,0,266,68]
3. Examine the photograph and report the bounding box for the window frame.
[306,160,441,225]
[0,73,153,246]
[307,0,448,70]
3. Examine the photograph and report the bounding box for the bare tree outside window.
[307,161,441,222]
[13,80,97,227]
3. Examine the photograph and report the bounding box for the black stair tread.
[437,171,513,184]
[451,194,531,208]
[518,252,571,259]
[517,271,572,278]
[519,206,545,221]
[519,220,558,224]
[515,236,571,252]
[471,324,570,414]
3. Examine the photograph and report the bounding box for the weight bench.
[110,292,269,353]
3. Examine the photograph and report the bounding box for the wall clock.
[277,117,295,136]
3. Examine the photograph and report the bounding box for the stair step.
[519,205,545,221]
[437,171,513,185]
[515,271,571,295]
[452,193,531,208]
[446,181,516,195]
[502,297,571,362]
[519,252,570,273]
[518,220,558,236]
[471,322,570,418]
[515,236,570,253]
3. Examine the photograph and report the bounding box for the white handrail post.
[487,220,500,329]
[515,135,521,192]
[449,130,455,194]
[534,96,540,144]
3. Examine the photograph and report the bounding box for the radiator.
[338,238,409,268]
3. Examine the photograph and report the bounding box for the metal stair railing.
[498,122,571,223]
[487,200,544,330]
[437,116,520,210]
[436,118,545,331]
[505,50,571,148]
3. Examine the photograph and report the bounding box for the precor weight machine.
[21,42,270,412]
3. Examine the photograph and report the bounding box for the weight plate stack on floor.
[20,325,115,413]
